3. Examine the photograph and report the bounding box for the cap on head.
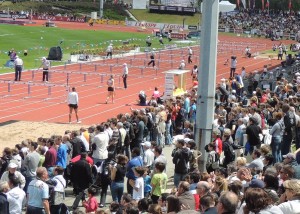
[249,179,265,188]
[141,141,151,148]
[8,162,18,169]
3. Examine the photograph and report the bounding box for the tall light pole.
[195,0,219,172]
[99,0,104,19]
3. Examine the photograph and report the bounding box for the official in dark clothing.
[71,152,92,210]
[70,131,86,158]
[0,181,9,214]
[246,117,262,154]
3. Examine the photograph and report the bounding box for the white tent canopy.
[201,0,236,13]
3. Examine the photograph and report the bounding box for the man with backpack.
[172,139,190,187]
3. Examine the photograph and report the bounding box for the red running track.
[0,23,291,125]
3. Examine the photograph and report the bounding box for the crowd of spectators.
[219,10,300,40]
[0,62,300,213]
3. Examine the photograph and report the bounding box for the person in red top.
[212,129,222,156]
[70,154,94,166]
[43,138,57,178]
[260,91,268,103]
[83,187,98,213]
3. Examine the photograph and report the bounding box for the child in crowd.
[151,162,168,204]
[83,187,98,213]
[129,167,145,201]
[144,168,152,198]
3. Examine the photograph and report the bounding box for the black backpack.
[224,141,235,162]
[146,114,154,130]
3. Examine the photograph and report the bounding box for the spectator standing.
[14,55,23,81]
[92,125,109,164]
[246,117,262,154]
[55,135,68,169]
[7,176,26,214]
[43,139,57,178]
[27,167,50,214]
[282,104,296,156]
[270,112,284,163]
[110,155,128,203]
[122,63,128,89]
[151,162,167,204]
[39,57,50,82]
[172,139,190,187]
[129,167,145,201]
[71,152,92,210]
[23,142,40,193]
[126,148,143,196]
[70,130,86,158]
[141,141,154,168]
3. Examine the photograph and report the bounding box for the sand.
[0,121,86,152]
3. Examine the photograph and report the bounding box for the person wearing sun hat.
[0,162,26,189]
[38,56,50,82]
[141,141,154,168]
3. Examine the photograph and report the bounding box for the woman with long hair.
[110,154,128,203]
[105,75,115,104]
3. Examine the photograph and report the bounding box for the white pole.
[195,0,219,172]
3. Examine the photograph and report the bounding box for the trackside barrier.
[0,79,69,102]
[31,69,123,88]
[76,62,159,76]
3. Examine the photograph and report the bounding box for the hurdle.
[0,79,69,102]
[74,62,160,76]
[30,69,124,89]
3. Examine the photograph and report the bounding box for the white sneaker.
[77,121,81,124]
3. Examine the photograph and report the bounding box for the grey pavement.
[63,145,175,212]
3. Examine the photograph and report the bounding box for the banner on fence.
[126,20,188,30]
[31,15,86,22]
[92,19,125,25]
[0,13,28,19]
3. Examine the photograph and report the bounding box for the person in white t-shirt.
[106,44,113,59]
[129,167,145,201]
[68,87,81,124]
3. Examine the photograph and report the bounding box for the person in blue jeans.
[172,139,190,187]
[269,112,284,163]
[110,155,128,203]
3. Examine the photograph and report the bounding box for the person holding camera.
[91,125,109,165]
